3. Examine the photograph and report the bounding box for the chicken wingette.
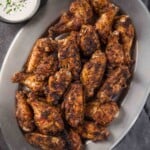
[62,82,84,128]
[81,50,106,98]
[47,69,72,105]
[86,101,119,126]
[25,133,65,150]
[16,91,35,132]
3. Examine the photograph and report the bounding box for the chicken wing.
[78,121,109,141]
[26,38,57,73]
[96,66,130,104]
[106,31,125,68]
[86,101,119,126]
[81,50,106,98]
[114,15,135,65]
[78,25,100,57]
[95,3,119,43]
[25,133,65,150]
[49,0,93,35]
[16,91,35,132]
[47,69,72,105]
[62,82,84,128]
[58,32,81,80]
[27,98,64,134]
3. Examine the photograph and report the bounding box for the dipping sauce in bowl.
[0,0,41,23]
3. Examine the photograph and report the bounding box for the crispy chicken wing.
[27,98,64,134]
[114,15,135,65]
[96,66,130,103]
[49,0,93,35]
[106,31,125,68]
[81,50,106,98]
[25,133,65,150]
[86,101,119,126]
[78,25,100,56]
[26,38,57,73]
[95,3,119,43]
[58,32,81,80]
[16,91,35,132]
[47,69,72,105]
[62,82,84,128]
[78,121,109,141]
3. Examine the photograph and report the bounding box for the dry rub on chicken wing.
[95,3,119,43]
[25,133,65,150]
[78,121,110,141]
[78,25,100,57]
[16,91,35,132]
[114,15,135,65]
[86,101,119,126]
[58,32,81,80]
[26,38,57,73]
[106,31,125,68]
[62,82,84,128]
[81,50,106,98]
[47,69,72,105]
[49,0,93,35]
[27,98,64,134]
[96,66,131,104]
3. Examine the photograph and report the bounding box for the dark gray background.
[0,0,150,149]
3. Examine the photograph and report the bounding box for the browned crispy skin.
[106,31,125,68]
[86,101,119,126]
[25,133,65,150]
[58,32,81,80]
[95,3,119,43]
[97,66,130,103]
[12,72,45,92]
[62,83,84,128]
[16,91,35,132]
[47,69,72,105]
[81,50,106,98]
[49,0,93,35]
[26,38,57,73]
[114,15,135,65]
[27,99,64,134]
[78,121,110,141]
[78,25,100,56]
[68,130,84,150]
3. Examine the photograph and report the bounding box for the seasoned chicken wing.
[95,3,119,43]
[86,101,119,126]
[106,31,125,68]
[25,133,65,150]
[78,25,100,56]
[114,15,135,65]
[12,72,45,92]
[58,32,81,80]
[49,0,93,35]
[78,121,109,141]
[47,69,72,105]
[96,66,131,103]
[27,98,64,134]
[26,38,57,73]
[81,50,106,98]
[62,82,84,128]
[16,91,35,132]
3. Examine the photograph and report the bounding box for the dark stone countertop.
[0,0,150,149]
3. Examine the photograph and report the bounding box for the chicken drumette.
[81,50,106,98]
[16,91,35,132]
[49,0,93,35]
[62,82,84,128]
[25,133,65,150]
[47,69,72,105]
[78,25,100,57]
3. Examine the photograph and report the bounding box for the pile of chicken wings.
[12,0,135,149]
